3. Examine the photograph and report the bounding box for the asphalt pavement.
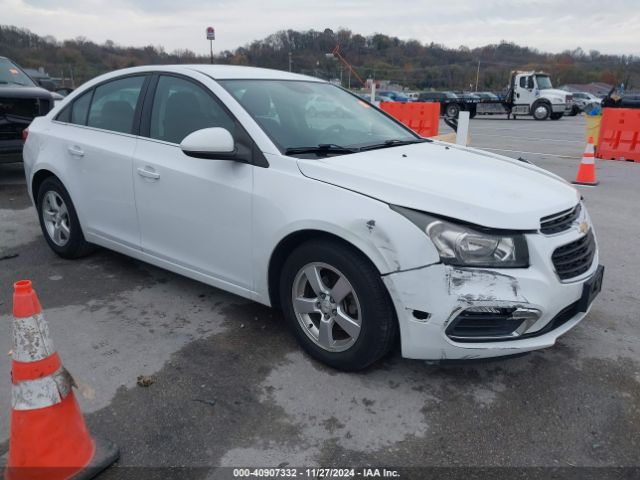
[0,114,639,479]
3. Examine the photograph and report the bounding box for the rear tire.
[279,239,397,371]
[36,177,95,259]
[550,112,563,120]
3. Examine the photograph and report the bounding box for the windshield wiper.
[359,138,430,152]
[285,143,359,156]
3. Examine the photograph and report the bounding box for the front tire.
[532,102,551,120]
[37,177,94,259]
[279,240,397,371]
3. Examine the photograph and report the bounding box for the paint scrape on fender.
[353,218,403,272]
[447,268,526,303]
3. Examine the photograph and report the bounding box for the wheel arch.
[531,98,552,111]
[267,229,384,309]
[31,168,59,204]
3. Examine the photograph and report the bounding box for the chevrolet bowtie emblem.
[579,222,589,234]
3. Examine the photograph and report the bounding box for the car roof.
[84,64,324,83]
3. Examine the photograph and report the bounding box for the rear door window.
[87,76,145,134]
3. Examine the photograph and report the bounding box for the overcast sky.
[2,0,639,56]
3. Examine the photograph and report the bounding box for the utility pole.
[475,60,480,91]
[288,52,292,72]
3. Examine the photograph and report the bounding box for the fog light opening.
[412,310,431,321]
[446,306,541,342]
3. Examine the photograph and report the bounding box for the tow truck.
[473,71,573,121]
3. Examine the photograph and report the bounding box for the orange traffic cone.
[5,280,118,480]
[572,136,599,186]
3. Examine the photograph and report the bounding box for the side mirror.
[180,127,236,160]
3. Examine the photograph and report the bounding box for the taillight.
[21,128,29,142]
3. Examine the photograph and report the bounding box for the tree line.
[1,25,637,91]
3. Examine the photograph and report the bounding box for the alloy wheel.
[291,262,362,352]
[42,191,71,246]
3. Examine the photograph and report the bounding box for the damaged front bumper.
[383,229,602,360]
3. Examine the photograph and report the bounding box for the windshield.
[535,75,553,90]
[0,58,36,87]
[218,80,418,156]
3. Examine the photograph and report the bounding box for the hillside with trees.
[1,25,637,91]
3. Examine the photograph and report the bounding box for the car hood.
[296,142,580,230]
[541,88,570,100]
[0,85,53,100]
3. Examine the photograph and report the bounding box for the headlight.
[391,206,529,268]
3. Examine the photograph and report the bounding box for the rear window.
[71,91,92,125]
[55,89,93,125]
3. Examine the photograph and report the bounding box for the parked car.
[23,65,603,371]
[569,92,602,115]
[601,89,640,110]
[378,91,412,103]
[475,92,500,101]
[417,91,467,118]
[54,87,75,97]
[305,94,350,117]
[620,93,640,109]
[0,56,55,164]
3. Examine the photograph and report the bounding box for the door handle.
[67,145,84,157]
[137,167,160,180]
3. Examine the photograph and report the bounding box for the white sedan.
[23,65,604,370]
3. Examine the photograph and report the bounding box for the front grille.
[540,203,581,234]
[0,97,41,141]
[0,97,39,118]
[552,230,596,280]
